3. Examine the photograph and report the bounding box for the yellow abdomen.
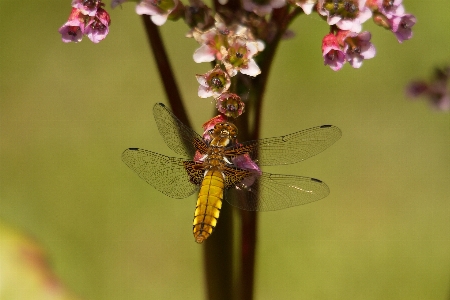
[193,168,224,243]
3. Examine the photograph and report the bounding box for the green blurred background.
[1,1,449,299]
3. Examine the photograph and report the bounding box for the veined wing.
[227,125,341,166]
[153,103,205,158]
[122,148,199,198]
[224,173,330,211]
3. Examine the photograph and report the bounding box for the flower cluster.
[59,0,111,43]
[406,67,450,111]
[105,0,414,75]
[192,16,266,118]
[59,0,417,112]
[319,0,415,70]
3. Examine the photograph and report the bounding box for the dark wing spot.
[320,125,332,128]
[311,178,322,183]
[129,148,139,150]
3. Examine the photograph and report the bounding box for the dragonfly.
[122,103,341,243]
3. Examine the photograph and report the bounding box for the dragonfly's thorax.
[209,122,238,147]
[204,146,226,169]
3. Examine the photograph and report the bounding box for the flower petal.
[193,44,216,63]
[240,59,261,76]
[198,85,213,98]
[151,14,169,26]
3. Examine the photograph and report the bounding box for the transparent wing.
[122,148,199,199]
[224,172,330,211]
[227,125,342,166]
[153,103,204,158]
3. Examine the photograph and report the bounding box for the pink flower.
[191,16,265,68]
[322,33,346,71]
[376,0,404,18]
[196,65,231,98]
[231,154,261,188]
[136,0,179,26]
[192,27,229,63]
[222,36,263,77]
[216,93,245,118]
[242,0,286,16]
[390,14,416,43]
[339,30,376,68]
[84,8,111,43]
[318,0,372,33]
[59,8,86,43]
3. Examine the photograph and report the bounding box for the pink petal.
[348,56,363,68]
[196,74,208,86]
[193,44,216,63]
[246,42,259,57]
[58,20,84,43]
[299,2,315,15]
[198,85,213,98]
[361,43,376,59]
[136,3,160,16]
[240,59,261,77]
[327,15,341,26]
[151,14,169,26]
[358,7,373,23]
[337,19,360,32]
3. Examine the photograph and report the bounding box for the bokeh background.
[1,1,449,299]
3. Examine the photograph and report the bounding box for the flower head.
[196,65,231,98]
[192,26,229,63]
[338,30,376,68]
[85,8,111,43]
[216,93,245,118]
[390,14,416,43]
[322,33,346,71]
[222,36,263,77]
[318,0,372,32]
[59,8,86,43]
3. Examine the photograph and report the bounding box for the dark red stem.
[140,15,191,127]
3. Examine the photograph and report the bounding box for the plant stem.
[140,15,191,127]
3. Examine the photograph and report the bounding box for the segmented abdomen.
[193,168,224,244]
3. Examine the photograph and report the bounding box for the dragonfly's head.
[210,122,238,147]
